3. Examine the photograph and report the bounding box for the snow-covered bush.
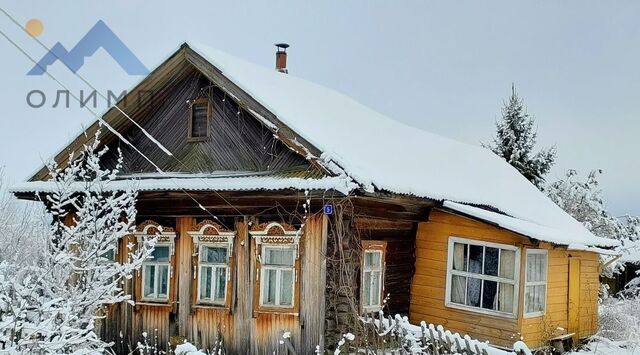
[598,296,640,347]
[0,133,155,353]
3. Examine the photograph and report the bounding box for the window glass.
[102,248,116,261]
[448,239,518,315]
[142,244,171,301]
[202,246,227,264]
[453,243,468,271]
[466,277,482,307]
[526,253,546,283]
[451,275,466,304]
[498,283,515,313]
[264,248,294,266]
[482,280,498,310]
[468,245,483,273]
[152,246,170,262]
[158,265,169,297]
[364,251,381,267]
[280,269,294,306]
[200,266,212,300]
[198,244,229,305]
[263,269,278,306]
[484,247,499,276]
[361,245,385,311]
[524,251,548,315]
[191,102,208,138]
[144,264,155,298]
[363,271,372,306]
[499,249,516,279]
[215,268,227,302]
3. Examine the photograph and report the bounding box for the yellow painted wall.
[410,209,600,349]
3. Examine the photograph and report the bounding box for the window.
[446,237,519,316]
[188,98,211,140]
[142,245,171,301]
[524,249,548,317]
[260,246,295,307]
[361,245,385,312]
[198,244,229,305]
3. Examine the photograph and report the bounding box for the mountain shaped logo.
[28,20,149,76]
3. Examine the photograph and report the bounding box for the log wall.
[102,214,328,354]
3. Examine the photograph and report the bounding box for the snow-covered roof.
[12,42,619,250]
[619,239,640,264]
[444,201,619,250]
[10,174,356,195]
[182,42,618,249]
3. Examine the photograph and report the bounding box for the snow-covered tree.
[546,169,638,241]
[0,133,156,353]
[0,168,47,266]
[546,169,640,291]
[486,84,556,189]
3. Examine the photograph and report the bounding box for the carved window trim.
[187,220,235,308]
[249,222,303,314]
[133,220,177,304]
[361,240,387,313]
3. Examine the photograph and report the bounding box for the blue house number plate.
[323,204,334,215]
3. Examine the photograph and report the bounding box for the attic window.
[188,98,211,141]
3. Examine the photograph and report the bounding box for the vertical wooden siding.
[104,214,328,354]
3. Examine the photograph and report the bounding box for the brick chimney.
[275,43,289,73]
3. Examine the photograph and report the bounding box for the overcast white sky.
[0,1,638,216]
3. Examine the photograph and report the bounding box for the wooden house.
[12,42,619,353]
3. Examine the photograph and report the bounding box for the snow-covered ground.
[569,337,640,355]
[569,296,640,355]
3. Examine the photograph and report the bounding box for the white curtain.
[451,244,467,303]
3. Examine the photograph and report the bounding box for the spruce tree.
[486,84,556,189]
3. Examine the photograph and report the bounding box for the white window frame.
[197,243,230,306]
[524,249,548,318]
[141,243,172,302]
[444,236,521,318]
[259,244,296,308]
[360,248,385,312]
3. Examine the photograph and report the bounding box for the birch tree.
[0,133,155,353]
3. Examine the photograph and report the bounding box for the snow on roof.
[187,42,618,249]
[619,239,640,263]
[443,201,619,250]
[10,175,356,195]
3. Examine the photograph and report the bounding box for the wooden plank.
[568,258,581,342]
[176,217,194,337]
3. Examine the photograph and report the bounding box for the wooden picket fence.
[279,312,532,355]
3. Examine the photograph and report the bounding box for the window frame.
[187,97,212,142]
[360,240,386,313]
[141,243,172,302]
[134,220,176,305]
[444,236,521,318]
[196,243,231,306]
[523,249,548,318]
[258,244,297,308]
[250,222,302,315]
[187,221,235,309]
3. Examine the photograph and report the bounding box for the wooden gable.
[99,68,312,175]
[29,45,326,181]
